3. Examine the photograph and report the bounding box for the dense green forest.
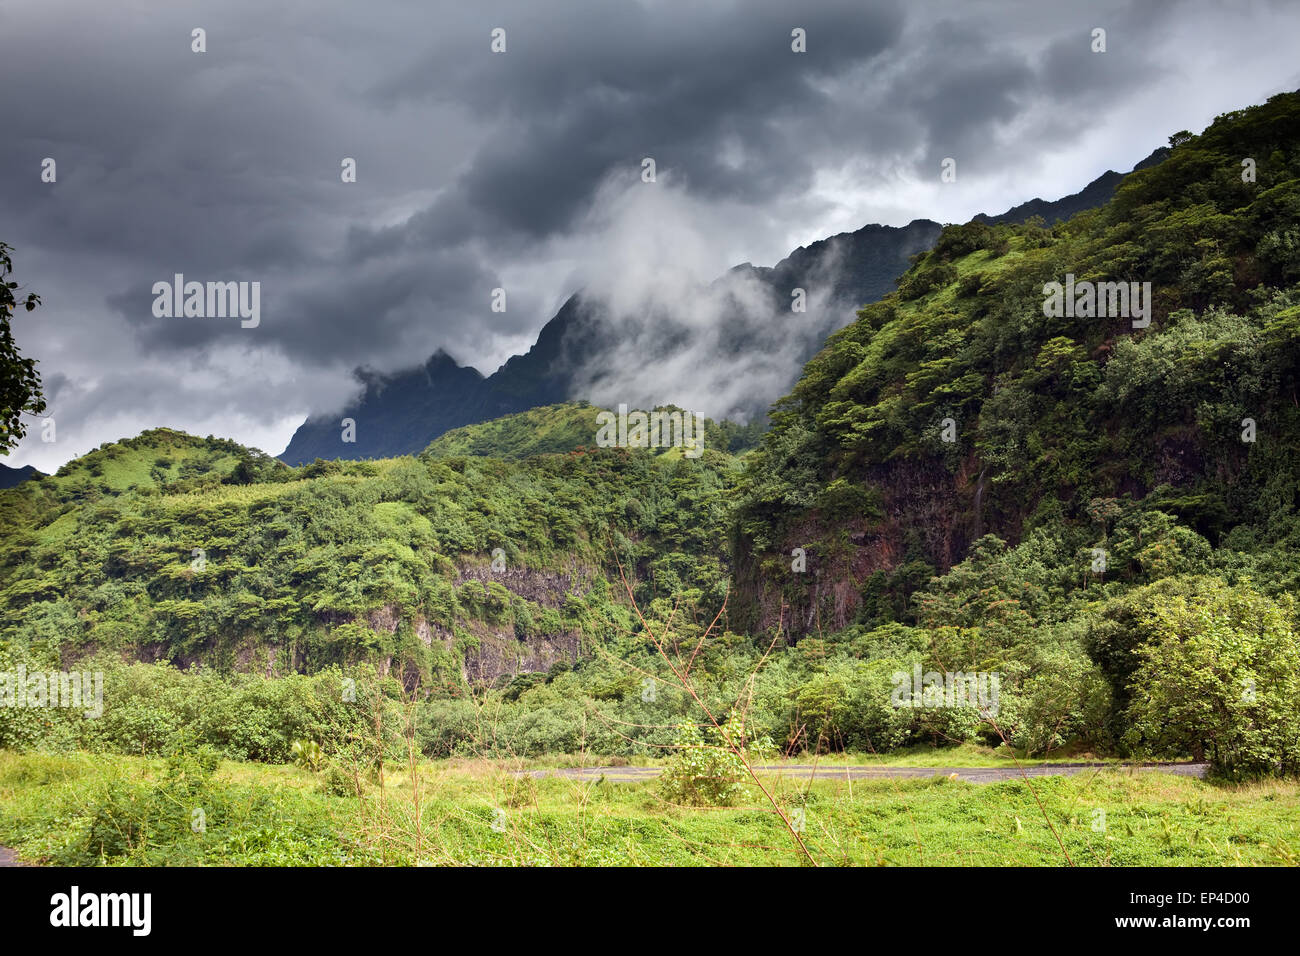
[3,93,1300,782]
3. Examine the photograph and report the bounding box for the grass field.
[404,742,1133,770]
[1,750,1297,867]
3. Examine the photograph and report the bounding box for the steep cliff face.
[740,452,1043,635]
[453,563,594,600]
[737,455,977,634]
[453,565,591,685]
[344,564,595,687]
[461,626,582,686]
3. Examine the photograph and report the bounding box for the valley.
[3,91,1300,870]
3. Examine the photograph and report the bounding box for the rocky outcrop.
[347,561,596,685]
[455,563,594,606]
[461,624,581,686]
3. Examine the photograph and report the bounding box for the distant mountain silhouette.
[0,463,42,488]
[280,221,941,464]
[280,150,1164,464]
[280,298,595,464]
[975,147,1169,225]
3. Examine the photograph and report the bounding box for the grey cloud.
[1,0,1298,469]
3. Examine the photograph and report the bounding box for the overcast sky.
[3,0,1299,471]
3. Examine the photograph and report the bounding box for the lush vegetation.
[0,241,44,454]
[731,91,1300,780]
[0,425,738,678]
[1,750,1296,866]
[424,401,765,460]
[4,93,1300,803]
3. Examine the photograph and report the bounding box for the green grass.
[492,742,1133,769]
[0,751,362,866]
[43,429,243,494]
[2,750,1295,866]
[762,742,1127,767]
[423,402,606,460]
[34,511,77,545]
[421,401,752,460]
[372,500,433,536]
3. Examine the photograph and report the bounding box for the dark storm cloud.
[2,0,1298,471]
[370,0,907,234]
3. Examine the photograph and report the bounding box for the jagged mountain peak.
[279,154,1157,465]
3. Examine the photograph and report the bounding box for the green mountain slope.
[423,401,608,459]
[4,94,1300,776]
[423,401,766,460]
[735,91,1300,633]
[0,427,738,687]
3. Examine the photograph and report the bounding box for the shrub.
[933,222,997,260]
[1122,578,1300,779]
[659,716,762,807]
[897,262,959,300]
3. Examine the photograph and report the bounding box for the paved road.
[524,762,1209,783]
[0,847,22,867]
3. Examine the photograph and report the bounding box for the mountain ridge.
[280,149,1169,465]
[0,463,42,489]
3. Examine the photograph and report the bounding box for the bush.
[933,222,997,260]
[72,746,221,865]
[1122,578,1300,779]
[897,262,959,300]
[957,272,984,297]
[659,716,765,807]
